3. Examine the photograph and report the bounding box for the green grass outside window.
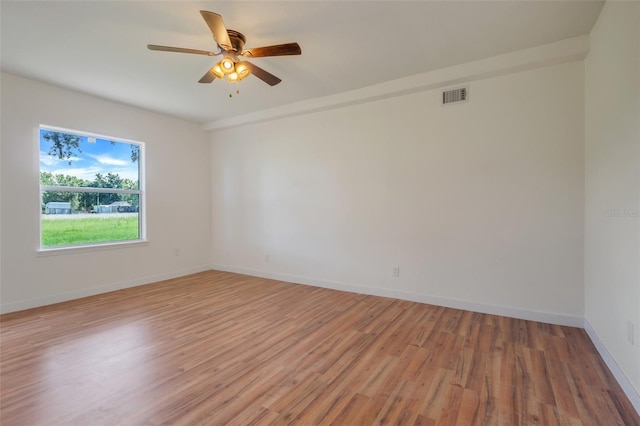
[41,216,139,247]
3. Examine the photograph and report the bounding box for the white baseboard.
[0,264,211,314]
[584,319,640,416]
[210,264,583,328]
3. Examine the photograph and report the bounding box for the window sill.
[37,240,149,257]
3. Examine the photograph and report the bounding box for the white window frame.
[38,125,147,254]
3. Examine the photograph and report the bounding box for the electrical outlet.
[392,267,400,278]
[265,254,270,263]
[174,248,180,257]
[628,321,635,345]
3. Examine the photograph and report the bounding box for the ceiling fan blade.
[147,44,218,56]
[200,11,233,51]
[245,62,282,86]
[198,68,217,84]
[242,42,301,58]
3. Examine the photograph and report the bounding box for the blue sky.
[39,129,140,182]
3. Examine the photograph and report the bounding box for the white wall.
[0,73,211,313]
[210,60,585,325]
[585,0,640,408]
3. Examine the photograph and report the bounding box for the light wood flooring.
[1,270,638,425]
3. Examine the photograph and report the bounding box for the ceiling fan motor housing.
[226,30,246,52]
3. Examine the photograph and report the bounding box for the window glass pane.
[41,193,139,247]
[39,126,143,249]
[40,128,140,189]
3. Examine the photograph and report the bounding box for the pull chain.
[228,82,240,98]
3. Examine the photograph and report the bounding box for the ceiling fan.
[148,10,301,87]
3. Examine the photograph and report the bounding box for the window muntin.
[39,126,144,249]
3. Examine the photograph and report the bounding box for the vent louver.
[442,87,468,105]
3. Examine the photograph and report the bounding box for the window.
[39,125,144,249]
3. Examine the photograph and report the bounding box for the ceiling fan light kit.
[147,10,301,94]
[220,56,236,74]
[234,62,251,79]
[210,63,225,79]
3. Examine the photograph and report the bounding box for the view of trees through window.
[39,126,143,248]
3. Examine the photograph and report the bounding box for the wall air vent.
[442,87,468,105]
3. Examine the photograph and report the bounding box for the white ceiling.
[1,1,603,125]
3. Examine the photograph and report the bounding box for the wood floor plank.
[1,270,638,425]
[330,392,380,425]
[372,378,418,425]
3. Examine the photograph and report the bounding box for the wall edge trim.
[211,264,584,327]
[584,319,640,416]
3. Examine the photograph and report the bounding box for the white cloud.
[86,153,128,166]
[40,151,138,182]
[115,169,140,181]
[49,167,102,181]
[40,151,81,166]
